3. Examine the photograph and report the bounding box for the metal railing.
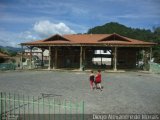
[0,92,84,120]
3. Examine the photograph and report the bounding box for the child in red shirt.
[95,69,103,91]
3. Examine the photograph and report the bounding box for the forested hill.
[0,46,21,56]
[87,22,160,43]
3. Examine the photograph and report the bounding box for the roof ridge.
[43,34,70,42]
[98,33,131,42]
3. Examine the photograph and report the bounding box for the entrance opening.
[92,49,112,69]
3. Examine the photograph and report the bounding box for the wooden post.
[149,47,152,72]
[150,47,152,62]
[143,49,146,70]
[143,48,149,71]
[80,46,83,71]
[54,47,58,69]
[100,50,102,66]
[83,47,86,69]
[114,47,117,71]
[111,48,113,69]
[142,49,145,65]
[41,48,44,67]
[83,47,86,61]
[21,45,23,69]
[29,47,33,69]
[48,46,51,70]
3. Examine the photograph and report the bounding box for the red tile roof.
[21,33,156,46]
[0,52,9,57]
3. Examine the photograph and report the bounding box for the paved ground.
[0,70,160,114]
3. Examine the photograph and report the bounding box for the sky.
[0,0,160,47]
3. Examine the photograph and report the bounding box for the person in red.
[95,69,103,91]
[89,70,95,90]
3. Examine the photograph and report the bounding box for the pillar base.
[29,65,32,69]
[52,67,56,70]
[79,68,83,71]
[48,67,51,70]
[79,67,84,71]
[20,66,23,70]
[113,68,117,71]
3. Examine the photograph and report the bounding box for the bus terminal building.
[21,33,156,71]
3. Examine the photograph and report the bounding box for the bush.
[0,58,5,63]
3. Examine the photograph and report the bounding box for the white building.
[24,47,49,60]
[92,50,111,65]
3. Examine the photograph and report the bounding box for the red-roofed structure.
[0,52,9,58]
[21,33,156,71]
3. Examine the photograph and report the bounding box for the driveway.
[0,70,160,114]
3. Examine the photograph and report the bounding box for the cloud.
[18,31,38,42]
[0,20,76,47]
[0,30,36,47]
[33,20,75,38]
[117,14,160,19]
[0,31,19,47]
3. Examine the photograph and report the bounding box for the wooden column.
[41,48,44,67]
[29,47,33,69]
[113,47,117,71]
[80,46,83,71]
[143,48,149,71]
[111,49,113,69]
[48,46,51,70]
[100,50,102,66]
[150,47,152,62]
[21,45,23,69]
[83,47,86,68]
[83,47,86,61]
[53,47,58,69]
[149,47,152,72]
[142,49,145,65]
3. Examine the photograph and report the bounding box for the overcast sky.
[0,0,160,47]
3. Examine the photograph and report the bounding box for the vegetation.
[0,47,9,55]
[87,22,160,63]
[0,47,18,63]
[0,47,18,57]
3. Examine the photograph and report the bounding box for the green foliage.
[0,47,17,57]
[153,46,160,63]
[0,47,9,55]
[10,58,16,63]
[153,27,160,43]
[9,51,17,57]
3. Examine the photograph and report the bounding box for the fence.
[149,62,160,73]
[0,63,16,71]
[0,92,84,120]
